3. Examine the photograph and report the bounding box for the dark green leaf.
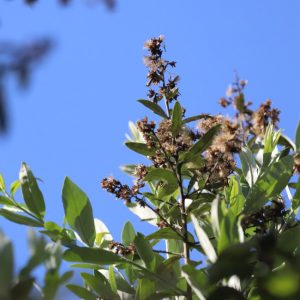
[0,196,13,206]
[144,168,178,197]
[244,155,294,213]
[182,265,207,300]
[109,265,118,294]
[183,114,213,124]
[136,278,155,300]
[207,286,245,300]
[10,278,34,300]
[138,99,168,118]
[125,142,156,156]
[239,147,259,187]
[184,124,221,161]
[146,228,183,241]
[122,221,136,246]
[292,177,300,211]
[62,177,95,247]
[278,134,296,150]
[296,120,300,151]
[171,101,182,136]
[82,272,118,299]
[66,284,98,300]
[115,273,135,294]
[134,233,155,268]
[0,232,13,297]
[19,162,45,218]
[0,209,43,227]
[63,246,123,265]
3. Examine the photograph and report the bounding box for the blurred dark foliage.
[0,40,51,133]
[24,0,116,10]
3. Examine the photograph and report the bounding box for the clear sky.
[0,0,300,286]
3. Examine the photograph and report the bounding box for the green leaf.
[0,174,5,192]
[63,246,123,265]
[62,177,96,247]
[191,214,217,263]
[115,273,135,294]
[134,233,155,268]
[0,232,13,298]
[82,272,118,299]
[239,147,259,187]
[138,99,168,119]
[125,142,156,156]
[19,162,45,218]
[217,212,240,254]
[146,228,183,241]
[120,164,138,176]
[136,278,155,300]
[296,120,300,151]
[278,134,296,151]
[126,202,157,226]
[109,266,118,294]
[0,209,43,227]
[263,124,281,166]
[66,284,98,300]
[171,101,182,136]
[184,124,221,161]
[10,180,21,196]
[292,177,300,211]
[144,168,178,197]
[0,196,13,206]
[182,265,207,300]
[122,221,136,246]
[183,114,212,124]
[244,155,294,213]
[226,176,245,216]
[41,221,76,247]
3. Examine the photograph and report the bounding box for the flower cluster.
[198,115,242,185]
[136,117,156,148]
[144,35,179,104]
[101,177,135,204]
[241,200,286,234]
[108,241,136,256]
[219,78,280,137]
[157,119,194,154]
[251,100,280,137]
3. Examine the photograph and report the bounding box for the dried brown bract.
[108,241,136,256]
[144,36,179,104]
[251,100,280,136]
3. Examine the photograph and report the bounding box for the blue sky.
[0,0,300,282]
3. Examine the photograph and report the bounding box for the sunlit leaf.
[19,162,45,218]
[122,221,136,246]
[244,155,294,213]
[125,142,156,156]
[62,177,95,247]
[63,246,122,265]
[0,208,43,227]
[138,99,168,119]
[171,101,182,136]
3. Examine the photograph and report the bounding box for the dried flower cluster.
[108,241,136,256]
[144,35,179,104]
[219,78,280,137]
[242,200,286,234]
[251,100,280,137]
[101,165,148,204]
[137,117,199,168]
[101,177,135,204]
[198,115,242,185]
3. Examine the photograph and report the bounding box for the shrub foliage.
[0,36,300,300]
